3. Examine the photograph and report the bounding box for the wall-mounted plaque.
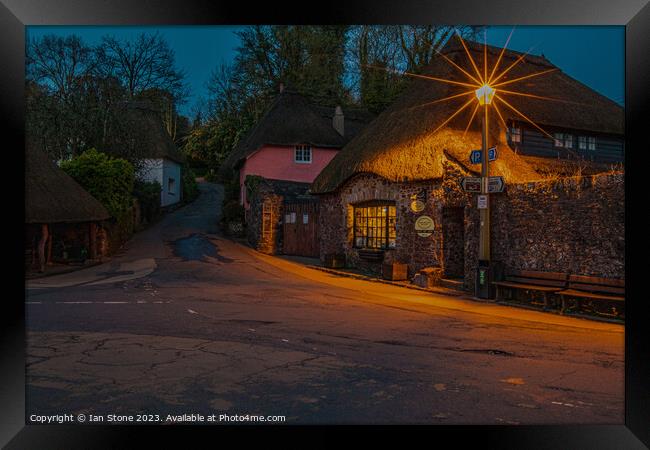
[415,215,435,237]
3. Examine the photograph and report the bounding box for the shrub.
[222,199,244,223]
[182,164,199,203]
[61,148,135,217]
[133,180,161,223]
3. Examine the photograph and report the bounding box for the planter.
[382,262,408,281]
[324,253,346,269]
[412,267,444,288]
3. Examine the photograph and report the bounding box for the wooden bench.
[558,275,625,316]
[492,270,569,309]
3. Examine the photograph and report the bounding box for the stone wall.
[246,183,282,254]
[464,172,625,290]
[320,167,624,290]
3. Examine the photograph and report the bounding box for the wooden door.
[283,202,320,257]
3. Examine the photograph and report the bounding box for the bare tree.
[96,32,186,101]
[26,34,94,101]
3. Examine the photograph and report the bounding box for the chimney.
[279,82,285,93]
[333,105,344,136]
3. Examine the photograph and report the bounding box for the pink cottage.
[221,87,374,209]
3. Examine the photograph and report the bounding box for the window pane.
[353,204,397,249]
[565,135,573,148]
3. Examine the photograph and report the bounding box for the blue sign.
[488,146,497,161]
[470,150,482,164]
[469,146,497,164]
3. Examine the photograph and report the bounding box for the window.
[564,134,573,149]
[588,136,596,151]
[507,126,521,143]
[578,136,587,150]
[353,203,397,250]
[168,178,175,194]
[294,145,312,163]
[554,133,564,148]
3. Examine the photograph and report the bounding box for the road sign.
[469,150,482,164]
[477,195,488,209]
[489,147,497,161]
[487,176,505,193]
[469,146,497,164]
[460,177,482,193]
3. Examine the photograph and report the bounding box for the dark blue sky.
[27,25,624,116]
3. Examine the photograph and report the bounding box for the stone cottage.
[310,39,624,289]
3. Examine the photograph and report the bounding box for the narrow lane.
[26,181,624,424]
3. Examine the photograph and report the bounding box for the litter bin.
[475,260,503,299]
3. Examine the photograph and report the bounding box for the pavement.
[25,181,624,425]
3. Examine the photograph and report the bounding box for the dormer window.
[295,145,312,163]
[578,136,587,150]
[564,134,573,149]
[578,136,597,151]
[507,126,521,143]
[588,136,596,151]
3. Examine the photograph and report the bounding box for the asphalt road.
[25,182,624,425]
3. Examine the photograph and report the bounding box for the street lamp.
[475,84,496,106]
[474,83,495,298]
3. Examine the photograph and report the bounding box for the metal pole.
[479,104,490,262]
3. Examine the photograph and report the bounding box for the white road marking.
[29,300,172,305]
[187,309,198,314]
[55,301,93,304]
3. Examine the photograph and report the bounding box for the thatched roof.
[221,89,374,174]
[121,102,186,164]
[312,40,624,194]
[25,144,111,224]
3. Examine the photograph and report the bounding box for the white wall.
[137,158,182,207]
[161,159,182,207]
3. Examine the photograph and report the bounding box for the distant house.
[125,102,186,207]
[220,86,374,209]
[25,143,111,272]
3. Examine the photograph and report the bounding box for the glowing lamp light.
[475,84,496,105]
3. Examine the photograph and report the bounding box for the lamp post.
[475,83,495,298]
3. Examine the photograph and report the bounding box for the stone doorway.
[442,207,465,278]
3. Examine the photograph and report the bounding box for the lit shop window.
[353,203,396,250]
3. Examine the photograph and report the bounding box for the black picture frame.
[3,0,648,447]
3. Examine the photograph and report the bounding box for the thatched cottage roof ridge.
[123,101,186,164]
[25,144,111,224]
[221,89,375,174]
[311,39,623,194]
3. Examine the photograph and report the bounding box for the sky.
[26,25,624,116]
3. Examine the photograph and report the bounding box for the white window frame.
[564,134,574,149]
[588,136,596,151]
[168,178,176,195]
[294,145,312,164]
[553,133,564,148]
[578,136,587,150]
[507,126,522,143]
